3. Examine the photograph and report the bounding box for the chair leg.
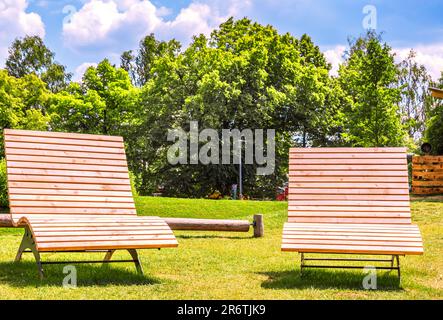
[14,227,44,279]
[103,250,115,263]
[128,249,144,275]
[396,255,401,283]
[300,253,304,277]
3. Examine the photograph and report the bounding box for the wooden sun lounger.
[3,129,178,278]
[281,147,423,281]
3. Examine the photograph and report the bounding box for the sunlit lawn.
[0,196,441,299]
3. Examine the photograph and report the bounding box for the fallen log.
[0,213,265,237]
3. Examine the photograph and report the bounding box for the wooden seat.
[4,129,178,278]
[281,148,423,279]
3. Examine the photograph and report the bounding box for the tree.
[398,50,433,141]
[425,72,443,154]
[137,18,336,197]
[0,69,50,155]
[120,34,180,87]
[338,32,406,147]
[5,36,71,92]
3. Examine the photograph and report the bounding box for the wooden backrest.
[288,147,411,224]
[4,129,135,220]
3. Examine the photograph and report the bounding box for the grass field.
[0,196,442,299]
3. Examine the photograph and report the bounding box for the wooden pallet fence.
[412,156,443,195]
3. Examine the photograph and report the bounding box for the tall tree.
[120,34,180,87]
[5,35,72,92]
[338,31,406,147]
[425,72,443,154]
[398,50,433,140]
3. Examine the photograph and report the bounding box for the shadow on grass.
[0,260,160,287]
[259,269,403,291]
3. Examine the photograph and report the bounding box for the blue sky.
[1,0,443,81]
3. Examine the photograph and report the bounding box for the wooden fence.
[412,156,443,195]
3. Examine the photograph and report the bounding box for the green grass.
[0,196,442,299]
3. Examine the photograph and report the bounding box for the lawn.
[0,196,441,300]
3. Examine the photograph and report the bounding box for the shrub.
[0,159,8,208]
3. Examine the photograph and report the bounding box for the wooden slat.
[289,188,409,195]
[5,141,125,154]
[288,194,409,200]
[281,243,423,254]
[291,158,406,164]
[287,217,411,224]
[7,168,129,178]
[6,148,127,160]
[10,201,135,208]
[290,147,407,153]
[7,161,128,172]
[4,129,123,142]
[289,165,407,171]
[8,175,130,185]
[9,188,132,197]
[8,182,131,191]
[291,153,405,159]
[6,154,128,166]
[9,195,134,202]
[289,171,407,177]
[288,205,409,212]
[5,135,124,148]
[37,240,178,251]
[10,207,136,215]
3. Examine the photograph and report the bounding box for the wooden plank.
[8,182,131,191]
[7,161,128,172]
[6,148,127,160]
[287,211,410,217]
[10,207,136,215]
[289,147,407,153]
[288,200,410,207]
[290,158,407,165]
[9,195,134,202]
[281,243,423,254]
[8,188,133,197]
[284,223,419,231]
[10,201,135,208]
[288,194,409,201]
[289,165,407,171]
[283,234,422,241]
[291,153,405,159]
[289,170,407,177]
[7,168,129,179]
[289,188,409,195]
[6,155,128,166]
[37,240,178,251]
[5,141,125,154]
[34,229,173,236]
[412,187,443,194]
[287,217,411,224]
[5,135,124,148]
[289,182,407,189]
[4,129,123,142]
[290,176,408,182]
[8,175,130,185]
[288,205,409,212]
[412,156,443,163]
[412,180,443,187]
[282,239,422,247]
[37,234,176,242]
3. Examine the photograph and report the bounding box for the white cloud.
[0,0,45,66]
[394,44,443,81]
[73,62,97,82]
[322,43,443,81]
[62,0,251,49]
[323,45,346,76]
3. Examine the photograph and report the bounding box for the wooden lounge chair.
[282,147,423,281]
[3,129,178,278]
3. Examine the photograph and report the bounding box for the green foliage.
[0,159,7,207]
[0,70,50,155]
[5,35,71,92]
[338,31,407,147]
